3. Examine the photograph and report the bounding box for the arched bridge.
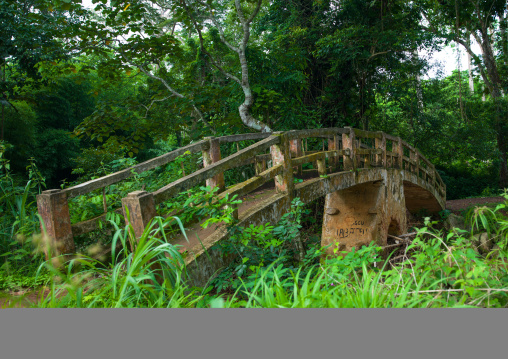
[37,128,446,287]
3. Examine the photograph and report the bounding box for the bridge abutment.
[321,170,407,256]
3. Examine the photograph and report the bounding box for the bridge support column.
[271,132,294,198]
[122,191,157,239]
[411,151,420,178]
[290,139,303,175]
[36,189,75,259]
[342,127,357,170]
[255,156,267,175]
[375,132,386,167]
[321,170,407,257]
[202,137,225,193]
[396,138,404,169]
[328,135,340,172]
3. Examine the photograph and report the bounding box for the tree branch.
[368,51,390,61]
[110,44,216,134]
[421,11,494,93]
[141,96,173,118]
[247,0,263,25]
[235,0,247,25]
[181,0,242,85]
[195,0,240,53]
[453,36,494,94]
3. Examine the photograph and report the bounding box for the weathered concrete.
[217,165,282,201]
[270,133,294,195]
[328,135,341,172]
[62,140,207,198]
[184,193,288,288]
[36,127,447,283]
[36,189,75,258]
[218,132,272,144]
[255,155,268,175]
[184,167,442,286]
[403,181,443,214]
[321,169,407,256]
[290,138,303,174]
[121,191,157,238]
[202,137,225,192]
[153,135,279,204]
[375,133,386,167]
[71,207,124,236]
[342,127,356,170]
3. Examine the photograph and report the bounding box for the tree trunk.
[497,127,508,189]
[238,48,271,132]
[475,26,506,187]
[467,34,474,93]
[236,11,272,133]
[1,104,4,142]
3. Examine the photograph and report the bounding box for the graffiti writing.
[336,227,367,238]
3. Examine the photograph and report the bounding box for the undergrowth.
[3,140,508,307]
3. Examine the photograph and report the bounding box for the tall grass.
[465,190,508,249]
[8,218,508,308]
[3,184,508,308]
[34,215,203,308]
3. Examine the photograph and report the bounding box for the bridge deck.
[170,171,320,253]
[171,183,277,252]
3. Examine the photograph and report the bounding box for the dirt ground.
[446,196,505,214]
[0,287,51,308]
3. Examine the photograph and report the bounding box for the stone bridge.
[37,128,446,287]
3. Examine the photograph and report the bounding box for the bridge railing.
[36,127,446,258]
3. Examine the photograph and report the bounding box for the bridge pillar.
[328,135,341,172]
[321,170,407,257]
[122,191,157,239]
[290,138,303,175]
[270,132,294,197]
[202,137,225,193]
[36,189,75,259]
[396,137,404,169]
[375,132,386,167]
[342,127,357,170]
[255,156,267,175]
[411,151,420,178]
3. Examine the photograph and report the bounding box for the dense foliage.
[3,193,508,308]
[1,0,508,307]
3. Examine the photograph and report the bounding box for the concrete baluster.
[36,189,75,259]
[342,127,357,171]
[397,138,404,170]
[255,155,265,175]
[328,135,340,172]
[290,138,303,175]
[430,163,436,188]
[270,132,294,198]
[317,154,327,176]
[121,191,157,239]
[375,132,386,168]
[411,151,420,179]
[364,143,371,169]
[202,137,225,193]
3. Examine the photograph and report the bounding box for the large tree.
[419,0,508,187]
[0,0,82,140]
[65,0,271,134]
